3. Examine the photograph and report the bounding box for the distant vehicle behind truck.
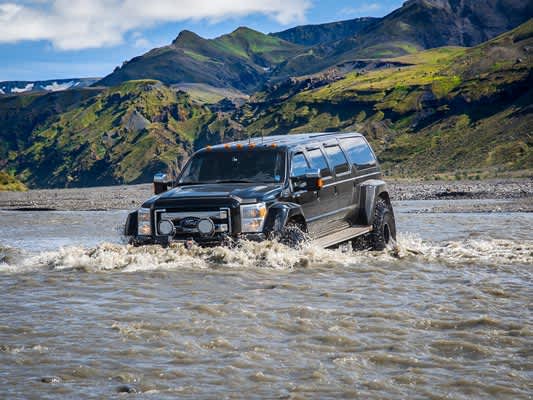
[124,132,396,250]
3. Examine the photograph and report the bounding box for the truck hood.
[143,183,284,207]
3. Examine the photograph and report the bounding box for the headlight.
[137,207,152,236]
[241,203,267,233]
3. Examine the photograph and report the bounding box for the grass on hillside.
[243,20,532,176]
[172,83,249,104]
[306,46,466,101]
[0,171,27,191]
[214,27,300,63]
[20,80,214,186]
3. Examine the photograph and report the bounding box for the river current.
[0,200,531,399]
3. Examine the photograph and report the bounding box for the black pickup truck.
[124,132,396,250]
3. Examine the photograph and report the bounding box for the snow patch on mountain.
[42,81,75,91]
[0,78,100,95]
[11,83,34,93]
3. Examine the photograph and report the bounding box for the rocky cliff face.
[271,17,379,46]
[401,0,533,46]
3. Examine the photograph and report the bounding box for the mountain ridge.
[97,0,533,91]
[271,17,379,46]
[97,27,301,92]
[274,0,533,77]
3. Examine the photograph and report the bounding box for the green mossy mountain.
[99,0,533,89]
[0,88,102,167]
[11,80,244,187]
[98,28,301,93]
[0,15,531,188]
[243,21,533,176]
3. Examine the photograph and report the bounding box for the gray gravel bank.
[388,179,532,201]
[0,179,531,212]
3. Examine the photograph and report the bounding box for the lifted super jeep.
[124,132,396,250]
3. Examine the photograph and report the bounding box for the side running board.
[312,226,372,249]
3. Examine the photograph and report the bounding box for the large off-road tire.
[351,234,370,251]
[278,222,307,248]
[369,198,396,251]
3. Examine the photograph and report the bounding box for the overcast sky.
[0,0,403,81]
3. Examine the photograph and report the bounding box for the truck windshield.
[179,149,286,184]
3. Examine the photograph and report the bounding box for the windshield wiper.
[176,182,211,186]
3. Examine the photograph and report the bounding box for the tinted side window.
[324,145,350,175]
[291,153,309,177]
[307,149,331,177]
[341,138,377,169]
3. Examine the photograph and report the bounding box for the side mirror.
[153,172,171,195]
[291,168,324,192]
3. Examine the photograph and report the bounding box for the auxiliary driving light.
[197,218,215,236]
[158,220,175,236]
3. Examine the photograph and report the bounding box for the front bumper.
[130,233,266,247]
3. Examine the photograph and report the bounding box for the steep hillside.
[98,28,301,92]
[11,80,244,188]
[271,17,378,46]
[275,0,533,77]
[1,21,531,188]
[0,171,27,192]
[0,88,102,165]
[241,20,533,176]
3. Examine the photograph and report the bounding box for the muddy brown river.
[0,199,531,399]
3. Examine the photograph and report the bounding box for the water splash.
[393,233,533,266]
[1,233,531,275]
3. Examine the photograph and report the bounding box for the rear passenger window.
[291,153,309,177]
[341,137,377,169]
[307,149,331,177]
[324,145,350,175]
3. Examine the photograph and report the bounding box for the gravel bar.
[0,179,531,212]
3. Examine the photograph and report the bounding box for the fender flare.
[359,180,392,225]
[263,202,307,233]
[124,211,138,236]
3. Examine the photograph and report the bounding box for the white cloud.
[134,37,151,48]
[131,31,150,48]
[0,0,311,50]
[340,3,384,17]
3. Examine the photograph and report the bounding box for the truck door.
[288,152,322,236]
[323,143,355,228]
[304,147,335,237]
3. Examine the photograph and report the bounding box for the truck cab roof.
[202,132,365,153]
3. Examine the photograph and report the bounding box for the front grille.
[155,207,231,237]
